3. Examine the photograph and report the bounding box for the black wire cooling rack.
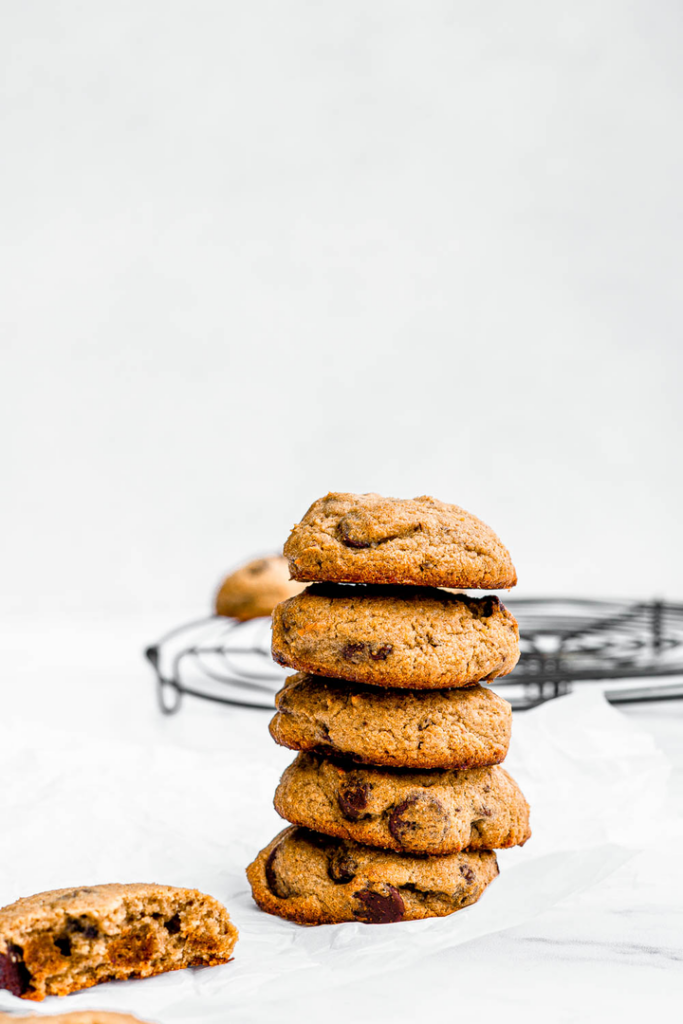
[144,598,683,714]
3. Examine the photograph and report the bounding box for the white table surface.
[2,612,682,1023]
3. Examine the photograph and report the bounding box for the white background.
[1,8,683,1023]
[2,0,682,618]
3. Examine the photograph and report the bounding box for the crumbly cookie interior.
[0,890,236,1001]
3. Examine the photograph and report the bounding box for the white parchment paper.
[0,690,670,1021]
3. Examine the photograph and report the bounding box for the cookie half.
[274,753,531,855]
[0,884,237,1001]
[284,492,517,589]
[215,555,305,620]
[272,584,519,688]
[247,826,499,925]
[0,1014,150,1023]
[270,674,512,769]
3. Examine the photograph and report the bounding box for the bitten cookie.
[274,753,531,855]
[0,1014,150,1023]
[270,674,512,769]
[284,493,517,589]
[247,825,499,925]
[272,584,519,688]
[215,555,305,620]
[0,884,237,1001]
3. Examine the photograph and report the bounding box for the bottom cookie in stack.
[246,826,500,925]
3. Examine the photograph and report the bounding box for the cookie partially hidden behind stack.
[247,492,530,926]
[215,554,305,620]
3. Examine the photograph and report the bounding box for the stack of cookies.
[247,493,530,926]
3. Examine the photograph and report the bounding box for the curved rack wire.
[145,599,683,714]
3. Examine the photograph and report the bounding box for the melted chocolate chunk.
[66,915,99,939]
[388,794,446,845]
[337,782,372,821]
[265,846,282,896]
[480,596,499,618]
[369,644,393,661]
[0,945,32,997]
[342,642,366,660]
[328,848,359,884]
[54,936,72,957]
[459,864,475,884]
[338,522,372,549]
[164,914,182,935]
[353,885,405,924]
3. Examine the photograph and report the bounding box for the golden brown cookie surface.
[272,584,519,688]
[270,674,512,769]
[274,753,530,855]
[247,825,499,925]
[284,493,517,589]
[0,883,237,1001]
[215,555,305,620]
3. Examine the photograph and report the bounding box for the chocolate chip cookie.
[0,884,237,1001]
[0,1014,150,1023]
[247,825,499,925]
[274,753,531,855]
[270,674,512,769]
[284,493,517,589]
[272,584,519,688]
[215,554,305,620]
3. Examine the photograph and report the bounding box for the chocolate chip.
[460,864,475,883]
[66,915,99,939]
[417,718,434,731]
[299,828,330,849]
[388,794,446,847]
[353,885,405,924]
[164,914,182,935]
[369,644,393,661]
[342,642,366,660]
[480,597,499,618]
[265,848,280,895]
[328,848,359,884]
[0,945,32,997]
[58,888,94,900]
[337,783,371,820]
[54,936,72,957]
[338,523,372,549]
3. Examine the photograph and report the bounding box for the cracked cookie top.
[283,493,517,589]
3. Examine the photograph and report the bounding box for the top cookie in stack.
[281,492,517,589]
[246,492,529,926]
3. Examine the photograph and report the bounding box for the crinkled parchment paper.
[0,690,669,1021]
